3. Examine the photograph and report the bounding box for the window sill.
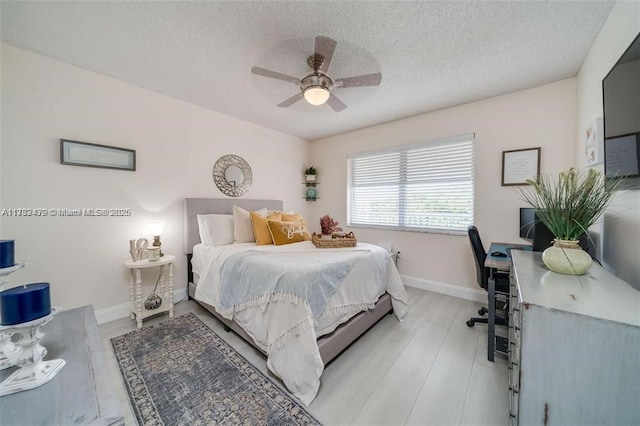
[348,223,467,236]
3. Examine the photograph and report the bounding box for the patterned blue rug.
[111,313,321,425]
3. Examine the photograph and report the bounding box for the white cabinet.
[509,251,640,425]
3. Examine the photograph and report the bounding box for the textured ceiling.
[1,1,614,141]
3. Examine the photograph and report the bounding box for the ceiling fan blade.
[277,92,305,108]
[315,36,337,72]
[251,67,299,84]
[335,72,382,88]
[326,94,347,112]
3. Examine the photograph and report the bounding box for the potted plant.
[320,214,343,237]
[305,166,317,184]
[519,167,623,275]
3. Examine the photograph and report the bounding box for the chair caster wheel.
[466,320,475,327]
[478,307,488,316]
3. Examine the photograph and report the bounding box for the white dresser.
[508,251,640,425]
[0,305,124,424]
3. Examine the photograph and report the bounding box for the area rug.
[111,313,321,425]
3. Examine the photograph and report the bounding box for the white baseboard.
[95,287,188,325]
[96,279,482,324]
[401,274,486,303]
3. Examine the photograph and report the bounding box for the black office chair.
[466,225,510,328]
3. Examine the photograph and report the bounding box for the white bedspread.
[193,241,409,405]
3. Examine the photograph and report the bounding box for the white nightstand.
[123,254,175,328]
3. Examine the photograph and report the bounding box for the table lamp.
[148,222,164,257]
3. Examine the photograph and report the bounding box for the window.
[347,134,474,234]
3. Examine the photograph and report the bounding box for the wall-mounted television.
[602,32,640,187]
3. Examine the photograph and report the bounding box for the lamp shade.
[148,222,164,236]
[304,87,330,106]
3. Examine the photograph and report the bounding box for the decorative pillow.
[233,206,268,243]
[270,209,294,216]
[250,211,282,245]
[268,219,311,246]
[196,214,234,246]
[279,213,310,239]
[281,213,304,223]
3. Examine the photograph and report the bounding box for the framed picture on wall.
[60,139,136,171]
[584,117,604,166]
[501,147,540,186]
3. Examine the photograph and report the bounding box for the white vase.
[542,239,592,275]
[305,174,316,183]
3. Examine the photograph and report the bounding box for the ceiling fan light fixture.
[303,86,330,106]
[252,36,381,112]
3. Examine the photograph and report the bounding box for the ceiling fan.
[251,36,382,112]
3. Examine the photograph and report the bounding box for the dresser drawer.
[509,380,519,425]
[509,356,520,392]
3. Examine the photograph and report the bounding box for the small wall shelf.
[303,182,319,201]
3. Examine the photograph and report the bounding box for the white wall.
[309,79,576,293]
[0,44,309,315]
[576,1,640,288]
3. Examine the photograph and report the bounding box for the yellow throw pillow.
[280,214,310,238]
[281,213,304,222]
[268,219,311,245]
[250,211,281,245]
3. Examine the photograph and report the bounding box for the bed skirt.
[188,282,393,364]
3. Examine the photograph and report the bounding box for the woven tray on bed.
[311,232,357,248]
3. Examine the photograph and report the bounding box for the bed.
[184,198,409,405]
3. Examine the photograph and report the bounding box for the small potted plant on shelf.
[305,166,317,184]
[518,167,623,275]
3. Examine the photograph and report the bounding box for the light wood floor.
[99,286,510,425]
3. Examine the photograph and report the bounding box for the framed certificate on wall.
[502,147,540,186]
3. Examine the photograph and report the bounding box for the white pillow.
[233,206,268,243]
[197,214,234,246]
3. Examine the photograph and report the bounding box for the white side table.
[123,255,175,328]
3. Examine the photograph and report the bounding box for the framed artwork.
[60,139,136,171]
[502,147,541,186]
[584,117,603,166]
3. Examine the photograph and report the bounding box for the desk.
[485,242,531,362]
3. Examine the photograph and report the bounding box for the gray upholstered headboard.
[183,198,283,254]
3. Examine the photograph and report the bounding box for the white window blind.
[347,134,474,234]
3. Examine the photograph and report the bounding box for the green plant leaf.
[518,168,623,240]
